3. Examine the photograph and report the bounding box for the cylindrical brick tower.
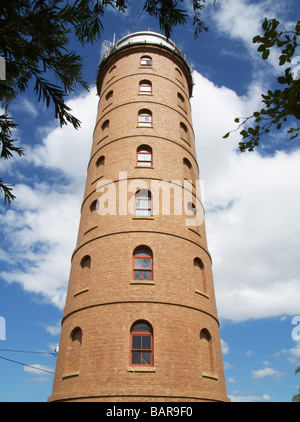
[48,31,229,402]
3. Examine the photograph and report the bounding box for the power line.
[0,355,55,374]
[0,348,57,356]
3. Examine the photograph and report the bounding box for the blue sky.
[0,0,300,402]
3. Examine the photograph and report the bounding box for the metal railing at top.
[99,28,194,78]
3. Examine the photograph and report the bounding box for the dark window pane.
[132,335,141,349]
[142,335,151,349]
[135,248,151,256]
[132,323,151,333]
[132,351,141,365]
[141,351,151,365]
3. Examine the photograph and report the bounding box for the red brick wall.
[48,40,229,402]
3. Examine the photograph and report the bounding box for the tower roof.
[96,30,194,94]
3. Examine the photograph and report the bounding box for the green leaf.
[279,55,287,66]
[257,44,266,52]
[262,49,270,60]
[253,35,261,43]
[0,180,16,205]
[262,18,269,31]
[240,130,249,138]
[277,76,287,84]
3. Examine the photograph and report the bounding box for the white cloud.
[191,71,300,322]
[0,182,81,309]
[221,339,229,354]
[0,88,99,309]
[10,97,39,118]
[1,41,300,326]
[288,341,300,364]
[24,363,54,381]
[210,0,291,73]
[213,0,265,44]
[252,367,284,380]
[230,393,274,402]
[25,87,98,179]
[223,361,234,370]
[43,321,61,337]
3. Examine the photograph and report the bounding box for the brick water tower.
[48,31,229,402]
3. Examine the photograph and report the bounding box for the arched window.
[66,327,82,372]
[130,321,153,366]
[89,200,97,213]
[140,56,152,67]
[133,246,153,281]
[71,326,82,343]
[187,202,196,215]
[139,80,152,94]
[77,255,91,293]
[177,92,186,112]
[194,257,207,293]
[101,119,109,131]
[109,65,116,74]
[106,90,113,101]
[137,145,152,166]
[180,122,190,144]
[138,109,152,127]
[96,155,105,168]
[183,157,193,180]
[135,189,152,217]
[80,255,91,269]
[95,155,105,180]
[200,329,215,374]
[175,67,183,83]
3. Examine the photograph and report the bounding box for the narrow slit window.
[80,255,91,269]
[101,119,110,131]
[200,329,215,373]
[177,92,187,112]
[194,257,207,293]
[96,155,105,168]
[106,90,113,101]
[66,327,82,372]
[183,157,193,181]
